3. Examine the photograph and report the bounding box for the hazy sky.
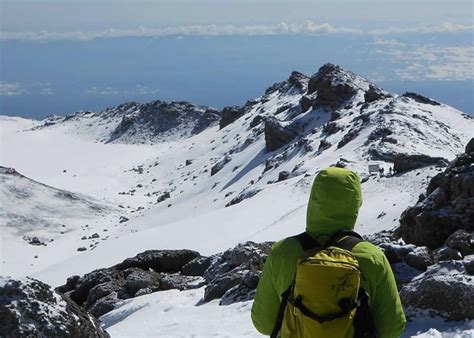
[1,1,473,118]
[2,0,472,33]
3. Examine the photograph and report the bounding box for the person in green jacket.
[251,167,406,337]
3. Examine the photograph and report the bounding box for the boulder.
[277,171,290,182]
[364,84,391,103]
[123,268,161,296]
[211,155,232,176]
[405,246,436,271]
[379,243,415,264]
[400,261,474,320]
[204,273,243,302]
[181,256,213,276]
[219,284,256,306]
[264,117,298,151]
[434,247,463,262]
[116,249,200,273]
[0,277,109,337]
[445,229,473,257]
[393,153,447,173]
[71,268,122,305]
[466,138,474,154]
[220,106,244,129]
[464,255,474,275]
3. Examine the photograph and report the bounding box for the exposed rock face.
[108,101,220,143]
[116,249,200,272]
[400,139,474,248]
[287,71,309,90]
[211,155,232,176]
[400,261,474,320]
[393,153,447,173]
[405,247,436,271]
[0,277,109,337]
[364,84,391,103]
[402,92,440,106]
[220,106,245,129]
[264,117,298,151]
[307,63,366,109]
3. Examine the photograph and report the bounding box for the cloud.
[84,86,120,96]
[2,21,472,41]
[32,82,53,95]
[376,44,474,81]
[0,82,27,96]
[84,85,159,96]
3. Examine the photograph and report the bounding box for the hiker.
[251,167,406,337]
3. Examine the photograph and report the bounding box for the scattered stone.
[119,216,129,223]
[157,191,171,203]
[77,247,87,252]
[277,171,290,182]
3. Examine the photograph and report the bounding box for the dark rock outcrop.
[116,249,200,272]
[307,64,361,109]
[0,277,109,337]
[220,106,245,129]
[364,84,391,103]
[404,246,436,271]
[402,92,440,106]
[211,155,232,176]
[400,139,474,248]
[264,117,298,151]
[393,153,448,173]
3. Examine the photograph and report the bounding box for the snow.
[1,67,473,337]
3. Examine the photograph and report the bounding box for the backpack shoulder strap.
[292,232,320,251]
[329,230,364,251]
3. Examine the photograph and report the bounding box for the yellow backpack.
[271,231,374,338]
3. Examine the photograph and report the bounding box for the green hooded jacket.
[251,167,406,337]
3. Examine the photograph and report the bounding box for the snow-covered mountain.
[1,64,473,337]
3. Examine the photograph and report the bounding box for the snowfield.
[1,65,473,337]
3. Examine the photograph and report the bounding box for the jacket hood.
[306,167,362,237]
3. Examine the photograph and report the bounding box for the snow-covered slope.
[1,64,473,337]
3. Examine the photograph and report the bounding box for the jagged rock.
[464,255,474,275]
[364,84,391,103]
[116,249,200,273]
[185,159,193,166]
[288,71,309,90]
[367,126,393,142]
[318,139,332,151]
[400,261,474,320]
[220,106,244,129]
[466,138,474,153]
[307,64,360,108]
[108,101,220,143]
[56,275,80,293]
[391,262,423,287]
[322,121,342,135]
[181,256,213,276]
[299,95,314,112]
[393,153,448,172]
[402,92,440,106]
[338,128,359,148]
[71,268,122,305]
[445,230,473,257]
[435,247,463,261]
[405,246,436,271]
[400,142,474,248]
[0,277,109,337]
[123,268,161,296]
[204,273,243,302]
[219,284,256,306]
[264,117,298,151]
[159,273,205,290]
[242,271,261,289]
[157,191,171,203]
[379,243,415,264]
[222,241,272,268]
[85,281,119,307]
[278,171,290,182]
[225,189,261,207]
[211,155,231,176]
[249,115,263,128]
[88,293,119,318]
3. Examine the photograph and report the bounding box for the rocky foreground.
[1,138,473,336]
